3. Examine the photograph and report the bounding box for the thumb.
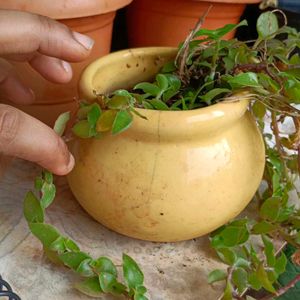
[0,104,74,175]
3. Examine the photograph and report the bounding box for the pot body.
[0,0,132,126]
[68,47,265,242]
[127,0,260,47]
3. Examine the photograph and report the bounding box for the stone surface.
[0,158,226,300]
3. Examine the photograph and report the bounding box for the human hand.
[0,10,94,175]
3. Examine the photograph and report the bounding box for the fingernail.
[22,87,35,104]
[61,60,72,74]
[72,32,94,50]
[28,88,35,100]
[67,153,75,172]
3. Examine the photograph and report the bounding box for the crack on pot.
[146,112,161,206]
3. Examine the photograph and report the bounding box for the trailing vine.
[23,112,148,300]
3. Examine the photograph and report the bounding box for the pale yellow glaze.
[68,47,265,242]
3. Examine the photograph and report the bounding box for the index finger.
[0,10,94,62]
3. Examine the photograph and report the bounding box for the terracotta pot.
[0,0,132,126]
[127,0,261,47]
[67,47,265,242]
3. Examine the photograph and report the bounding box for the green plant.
[24,9,300,300]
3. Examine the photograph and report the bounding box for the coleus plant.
[23,9,300,300]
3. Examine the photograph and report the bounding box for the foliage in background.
[24,9,300,300]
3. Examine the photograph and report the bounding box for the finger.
[0,104,75,175]
[0,10,94,61]
[0,58,35,104]
[29,54,73,83]
[3,52,73,84]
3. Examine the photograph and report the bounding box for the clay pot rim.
[0,0,133,19]
[79,47,251,136]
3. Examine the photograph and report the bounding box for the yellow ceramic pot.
[68,47,265,242]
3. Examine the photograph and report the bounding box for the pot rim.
[79,46,251,137]
[0,0,133,19]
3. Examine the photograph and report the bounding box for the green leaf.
[99,273,126,295]
[162,74,181,101]
[211,219,250,248]
[98,272,115,293]
[64,238,80,252]
[252,221,276,234]
[248,272,262,291]
[227,72,261,88]
[142,100,154,109]
[90,257,117,277]
[260,197,281,222]
[208,269,227,284]
[29,223,60,248]
[149,99,169,110]
[34,176,43,190]
[195,20,248,40]
[134,294,148,300]
[76,258,94,277]
[222,281,233,300]
[113,89,136,105]
[112,110,133,135]
[252,101,266,119]
[59,251,92,271]
[258,73,280,93]
[96,110,117,132]
[257,11,279,39]
[43,171,53,184]
[134,82,160,97]
[263,197,293,222]
[200,88,230,104]
[87,103,101,127]
[156,74,169,91]
[72,120,92,138]
[77,105,92,120]
[49,236,66,252]
[223,57,235,72]
[284,79,300,103]
[267,149,283,173]
[136,286,147,294]
[275,252,288,276]
[235,257,251,269]
[53,111,70,136]
[256,263,276,293]
[262,235,276,267]
[290,54,300,65]
[75,277,103,298]
[23,191,44,223]
[216,248,237,265]
[44,248,64,266]
[107,95,129,109]
[123,254,144,289]
[161,61,176,73]
[40,182,56,209]
[232,267,248,293]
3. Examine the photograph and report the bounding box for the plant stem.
[260,274,300,300]
[209,40,220,81]
[276,227,299,248]
[175,6,212,81]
